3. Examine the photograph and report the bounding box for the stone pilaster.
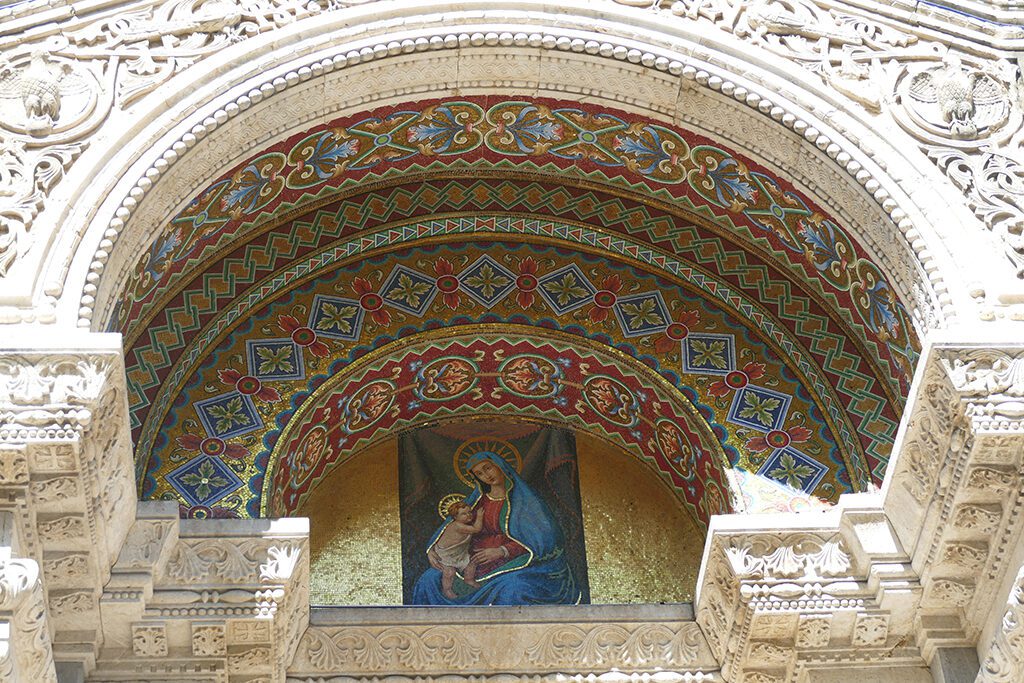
[0,332,136,674]
[883,341,1024,663]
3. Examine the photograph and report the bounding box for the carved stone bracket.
[93,513,309,682]
[695,506,921,683]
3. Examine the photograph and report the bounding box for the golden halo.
[453,438,522,487]
[437,493,466,519]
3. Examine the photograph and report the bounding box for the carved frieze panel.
[289,618,714,678]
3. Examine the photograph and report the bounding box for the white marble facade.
[2,0,1024,680]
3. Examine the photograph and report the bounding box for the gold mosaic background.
[575,432,702,603]
[300,431,703,605]
[303,439,403,605]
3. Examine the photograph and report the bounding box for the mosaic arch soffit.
[45,1,970,334]
[119,97,919,523]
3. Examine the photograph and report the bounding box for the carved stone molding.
[287,608,715,678]
[0,0,321,283]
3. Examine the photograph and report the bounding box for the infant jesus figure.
[430,500,484,599]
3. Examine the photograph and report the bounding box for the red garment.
[470,494,527,575]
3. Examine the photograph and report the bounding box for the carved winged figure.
[0,50,87,135]
[746,0,862,45]
[908,54,1007,140]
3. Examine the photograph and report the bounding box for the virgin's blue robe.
[411,451,579,605]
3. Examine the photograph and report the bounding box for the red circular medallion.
[291,327,316,346]
[725,370,748,389]
[666,322,689,340]
[200,438,225,455]
[360,292,384,311]
[593,290,617,309]
[436,275,459,293]
[236,375,262,395]
[766,429,791,449]
[516,274,538,292]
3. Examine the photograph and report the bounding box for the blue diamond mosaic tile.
[756,446,828,494]
[727,384,792,432]
[458,254,516,307]
[246,338,305,381]
[613,291,670,338]
[537,264,596,315]
[309,294,364,341]
[194,391,263,440]
[380,264,437,315]
[681,333,737,376]
[167,455,245,507]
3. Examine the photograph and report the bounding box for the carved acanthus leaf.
[723,534,851,580]
[932,148,1024,279]
[299,626,482,673]
[524,623,702,669]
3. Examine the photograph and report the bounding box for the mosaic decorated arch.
[116,96,919,524]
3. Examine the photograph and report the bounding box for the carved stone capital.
[977,563,1024,682]
[696,505,919,682]
[0,513,56,682]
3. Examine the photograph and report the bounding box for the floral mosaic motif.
[221,153,286,217]
[380,265,438,316]
[682,333,737,376]
[194,391,262,440]
[309,294,364,342]
[457,254,516,307]
[286,130,359,188]
[498,354,568,401]
[537,264,597,315]
[727,385,792,432]
[131,97,915,368]
[410,357,479,404]
[655,418,699,480]
[582,375,644,431]
[246,339,305,381]
[217,368,280,403]
[166,455,244,507]
[756,446,828,494]
[612,291,670,338]
[337,379,396,435]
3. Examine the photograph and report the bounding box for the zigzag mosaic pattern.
[126,184,902,486]
[119,98,917,371]
[117,98,918,519]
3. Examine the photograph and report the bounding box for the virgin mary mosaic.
[399,423,589,605]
